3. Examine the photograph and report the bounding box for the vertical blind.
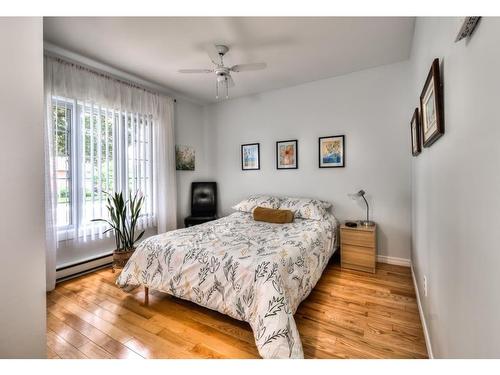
[52,96,155,242]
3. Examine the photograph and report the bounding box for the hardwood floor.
[46,259,428,359]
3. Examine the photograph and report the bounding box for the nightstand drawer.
[342,244,375,268]
[341,229,375,248]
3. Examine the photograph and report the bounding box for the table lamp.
[350,189,375,227]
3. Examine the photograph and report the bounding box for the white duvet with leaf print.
[117,211,338,358]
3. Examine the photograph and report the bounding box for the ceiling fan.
[178,44,267,100]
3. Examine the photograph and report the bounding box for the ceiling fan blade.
[178,69,213,74]
[226,75,235,88]
[204,44,222,65]
[230,63,267,72]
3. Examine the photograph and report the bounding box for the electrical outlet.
[423,276,428,297]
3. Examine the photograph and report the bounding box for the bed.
[116,204,338,359]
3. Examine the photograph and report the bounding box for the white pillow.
[232,195,281,213]
[278,197,331,220]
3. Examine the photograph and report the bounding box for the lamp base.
[360,220,375,227]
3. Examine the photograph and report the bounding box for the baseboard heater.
[56,253,113,283]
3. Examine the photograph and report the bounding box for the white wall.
[175,98,212,226]
[204,61,413,260]
[410,17,500,358]
[0,17,46,358]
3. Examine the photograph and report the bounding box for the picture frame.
[276,139,298,169]
[410,108,422,156]
[420,58,444,147]
[318,135,345,168]
[175,145,195,171]
[241,143,260,170]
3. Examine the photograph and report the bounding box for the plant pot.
[113,248,135,270]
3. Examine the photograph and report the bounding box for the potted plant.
[92,191,145,271]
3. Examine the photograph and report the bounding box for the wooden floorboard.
[46,259,428,359]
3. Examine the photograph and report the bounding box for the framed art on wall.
[410,108,422,156]
[241,143,260,170]
[420,58,444,147]
[276,139,298,169]
[175,145,195,171]
[319,135,345,168]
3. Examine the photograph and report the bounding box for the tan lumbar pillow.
[253,206,294,224]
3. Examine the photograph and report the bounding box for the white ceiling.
[43,17,415,104]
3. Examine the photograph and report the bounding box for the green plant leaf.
[93,190,144,251]
[135,230,145,243]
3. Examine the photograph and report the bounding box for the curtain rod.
[44,52,177,103]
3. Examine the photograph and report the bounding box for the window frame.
[54,97,156,243]
[53,97,77,240]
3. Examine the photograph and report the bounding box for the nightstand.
[340,223,377,273]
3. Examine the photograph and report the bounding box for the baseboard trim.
[56,253,113,282]
[411,264,434,359]
[377,255,433,357]
[376,255,411,267]
[56,262,112,283]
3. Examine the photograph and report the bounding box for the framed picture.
[241,143,260,170]
[319,135,345,168]
[276,140,298,169]
[175,145,195,171]
[410,108,422,156]
[420,58,444,147]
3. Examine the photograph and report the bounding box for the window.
[53,99,73,229]
[53,96,155,241]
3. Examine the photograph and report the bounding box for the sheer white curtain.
[155,98,177,233]
[44,75,58,291]
[44,55,176,290]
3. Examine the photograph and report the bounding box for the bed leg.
[144,286,149,306]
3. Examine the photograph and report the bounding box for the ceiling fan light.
[178,43,265,101]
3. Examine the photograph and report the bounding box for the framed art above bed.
[241,143,260,170]
[319,135,345,168]
[276,139,298,169]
